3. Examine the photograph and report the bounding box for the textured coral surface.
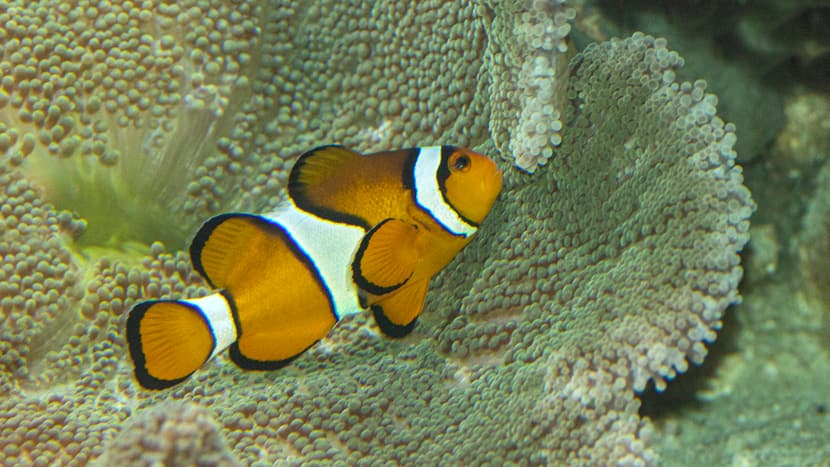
[647,91,830,465]
[0,1,758,465]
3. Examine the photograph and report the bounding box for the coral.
[773,92,830,168]
[799,153,830,349]
[0,0,264,249]
[480,0,575,172]
[94,401,241,466]
[435,32,752,393]
[0,240,211,465]
[253,0,574,172]
[425,33,752,462]
[769,92,830,350]
[0,0,578,396]
[586,0,791,164]
[648,85,830,461]
[0,146,210,395]
[0,0,580,250]
[0,151,211,464]
[0,168,85,393]
[0,387,125,464]
[588,0,830,78]
[34,243,210,385]
[745,224,780,281]
[735,0,830,77]
[0,0,752,465]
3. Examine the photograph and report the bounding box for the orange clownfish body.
[125,145,502,389]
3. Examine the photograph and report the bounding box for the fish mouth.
[479,168,503,205]
[491,168,504,192]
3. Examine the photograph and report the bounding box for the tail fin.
[126,294,234,390]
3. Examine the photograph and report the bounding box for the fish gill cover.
[0,0,752,465]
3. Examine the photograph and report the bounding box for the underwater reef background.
[0,0,827,465]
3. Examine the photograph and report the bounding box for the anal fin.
[371,279,429,338]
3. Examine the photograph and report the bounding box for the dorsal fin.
[287,145,371,228]
[288,145,362,199]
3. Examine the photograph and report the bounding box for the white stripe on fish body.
[413,146,478,238]
[264,201,365,320]
[183,293,236,361]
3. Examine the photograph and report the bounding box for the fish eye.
[452,154,471,172]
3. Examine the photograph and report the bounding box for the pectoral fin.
[352,218,422,296]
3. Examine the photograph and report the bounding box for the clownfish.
[125,145,502,389]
